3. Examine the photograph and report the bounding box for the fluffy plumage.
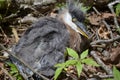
[11,1,89,79]
[12,17,70,77]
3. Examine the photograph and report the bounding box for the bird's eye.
[72,18,77,22]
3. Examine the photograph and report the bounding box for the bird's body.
[12,17,70,77]
[11,0,89,79]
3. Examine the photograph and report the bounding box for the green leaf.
[6,62,23,80]
[76,62,83,77]
[67,48,79,59]
[54,67,63,80]
[65,60,77,67]
[0,0,6,9]
[115,3,120,16]
[55,63,65,68]
[103,78,114,80]
[10,70,18,74]
[80,49,89,59]
[77,3,91,13]
[14,73,19,77]
[17,75,23,80]
[113,66,120,80]
[81,58,99,67]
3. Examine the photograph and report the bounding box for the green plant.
[104,66,120,80]
[80,4,91,13]
[115,3,120,16]
[0,0,5,9]
[113,66,120,80]
[6,62,23,80]
[54,48,99,80]
[55,2,66,8]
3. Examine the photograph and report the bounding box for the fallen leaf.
[11,27,19,43]
[98,25,110,39]
[88,13,101,25]
[110,47,120,64]
[102,13,114,19]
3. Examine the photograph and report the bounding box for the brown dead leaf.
[116,63,120,69]
[103,47,120,68]
[0,62,4,68]
[102,13,114,19]
[98,25,110,39]
[0,69,3,75]
[88,13,101,25]
[12,27,19,43]
[85,65,97,73]
[88,12,114,25]
[110,47,120,64]
[66,66,76,75]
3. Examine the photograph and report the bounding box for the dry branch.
[90,51,112,75]
[108,0,120,29]
[94,74,113,79]
[0,66,14,80]
[90,36,120,45]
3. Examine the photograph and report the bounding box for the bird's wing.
[12,17,69,77]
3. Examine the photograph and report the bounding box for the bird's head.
[50,0,89,38]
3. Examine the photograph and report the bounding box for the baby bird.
[11,0,89,79]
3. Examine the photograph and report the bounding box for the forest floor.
[0,0,120,80]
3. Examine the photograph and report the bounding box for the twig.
[90,51,112,75]
[95,28,100,40]
[11,27,19,42]
[94,74,113,79]
[0,26,7,38]
[91,44,106,48]
[92,7,101,15]
[108,0,120,29]
[90,36,120,45]
[3,13,18,21]
[0,66,15,80]
[93,7,113,39]
[0,56,8,60]
[0,44,50,80]
[66,72,78,80]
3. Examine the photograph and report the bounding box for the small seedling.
[54,48,99,80]
[6,62,23,80]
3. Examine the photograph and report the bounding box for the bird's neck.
[62,11,78,32]
[62,11,89,38]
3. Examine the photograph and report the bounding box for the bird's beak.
[72,19,89,38]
